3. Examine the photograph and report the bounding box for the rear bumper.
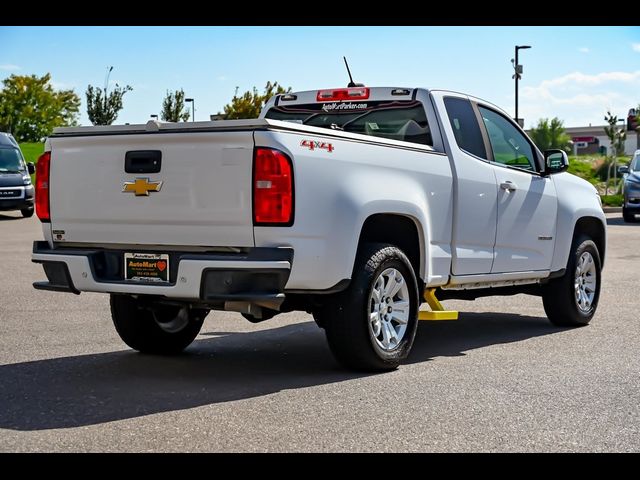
[31,241,293,304]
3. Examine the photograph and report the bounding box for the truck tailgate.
[49,131,255,247]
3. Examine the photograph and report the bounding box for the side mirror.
[27,162,35,175]
[544,149,569,175]
[618,165,629,175]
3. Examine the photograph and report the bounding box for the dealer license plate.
[124,253,169,282]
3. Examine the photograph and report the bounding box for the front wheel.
[110,295,208,354]
[21,207,34,218]
[623,208,638,223]
[542,235,601,327]
[321,243,419,372]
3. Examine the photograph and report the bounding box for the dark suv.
[0,133,35,217]
[620,149,640,223]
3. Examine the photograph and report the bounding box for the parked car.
[619,149,640,223]
[31,86,605,371]
[0,133,36,217]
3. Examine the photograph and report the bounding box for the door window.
[478,106,536,171]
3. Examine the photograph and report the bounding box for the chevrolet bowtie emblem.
[122,178,163,196]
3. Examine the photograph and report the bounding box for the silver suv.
[620,149,640,223]
[0,133,36,218]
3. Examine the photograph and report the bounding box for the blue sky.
[1,26,639,128]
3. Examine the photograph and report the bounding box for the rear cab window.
[264,100,433,147]
[443,97,487,159]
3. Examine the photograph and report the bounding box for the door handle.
[500,181,517,192]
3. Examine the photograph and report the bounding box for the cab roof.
[0,132,19,148]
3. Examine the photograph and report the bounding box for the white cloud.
[535,70,640,89]
[578,47,589,53]
[216,75,228,81]
[50,81,76,90]
[0,64,21,71]
[632,43,640,52]
[520,70,640,127]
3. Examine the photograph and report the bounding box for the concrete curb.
[603,207,622,213]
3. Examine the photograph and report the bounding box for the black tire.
[321,243,419,372]
[622,208,638,223]
[21,207,34,218]
[110,295,207,354]
[542,235,601,327]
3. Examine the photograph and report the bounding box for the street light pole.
[185,98,195,122]
[512,45,531,126]
[104,66,113,112]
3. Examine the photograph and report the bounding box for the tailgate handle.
[125,150,162,173]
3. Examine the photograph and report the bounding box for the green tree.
[604,111,626,156]
[528,117,571,152]
[603,111,627,195]
[0,73,80,142]
[221,81,291,120]
[160,89,191,122]
[86,73,133,126]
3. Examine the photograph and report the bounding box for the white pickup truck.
[32,86,606,371]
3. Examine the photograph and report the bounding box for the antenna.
[343,57,364,88]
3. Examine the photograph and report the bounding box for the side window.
[478,106,536,171]
[443,97,487,159]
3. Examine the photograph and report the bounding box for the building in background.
[564,126,638,156]
[628,108,639,132]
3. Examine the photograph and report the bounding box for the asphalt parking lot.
[0,212,638,452]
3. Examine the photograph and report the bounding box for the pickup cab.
[31,86,606,371]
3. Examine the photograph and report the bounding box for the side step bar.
[418,288,458,321]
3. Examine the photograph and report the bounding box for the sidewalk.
[603,207,621,213]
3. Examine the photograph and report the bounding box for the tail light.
[253,148,294,225]
[316,87,370,102]
[35,151,51,222]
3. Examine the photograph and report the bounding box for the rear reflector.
[35,151,51,222]
[316,87,370,102]
[253,148,294,226]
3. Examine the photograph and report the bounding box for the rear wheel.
[542,235,601,327]
[21,207,34,218]
[110,295,207,354]
[321,243,419,372]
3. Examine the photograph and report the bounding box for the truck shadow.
[409,312,557,362]
[0,312,559,431]
[0,213,22,221]
[606,216,639,226]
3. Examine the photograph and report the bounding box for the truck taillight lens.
[35,151,51,223]
[316,87,370,102]
[253,148,294,226]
